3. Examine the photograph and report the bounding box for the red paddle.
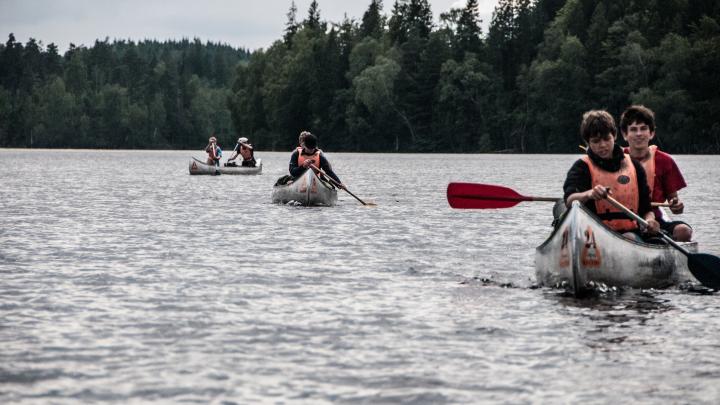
[447,183,670,209]
[447,183,559,209]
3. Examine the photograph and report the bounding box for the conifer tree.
[456,0,483,58]
[361,0,384,39]
[305,1,322,31]
[284,1,299,47]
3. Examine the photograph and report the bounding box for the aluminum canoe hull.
[189,157,262,175]
[271,169,337,207]
[535,201,697,293]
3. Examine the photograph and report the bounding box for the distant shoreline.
[2,147,715,156]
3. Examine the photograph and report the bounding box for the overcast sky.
[0,0,499,52]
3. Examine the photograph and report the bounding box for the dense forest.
[0,36,249,148]
[1,0,719,152]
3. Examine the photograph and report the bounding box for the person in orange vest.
[620,105,692,241]
[226,137,256,167]
[289,132,344,188]
[205,136,222,174]
[564,110,659,241]
[296,130,322,153]
[297,131,309,151]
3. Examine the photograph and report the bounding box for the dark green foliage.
[232,0,720,152]
[304,1,324,31]
[284,1,300,47]
[455,0,485,59]
[361,0,385,39]
[3,0,720,153]
[0,35,249,148]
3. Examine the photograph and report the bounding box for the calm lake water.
[2,149,720,403]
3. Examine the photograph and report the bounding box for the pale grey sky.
[0,0,498,51]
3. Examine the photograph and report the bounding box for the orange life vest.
[581,154,639,232]
[298,150,322,170]
[637,145,657,197]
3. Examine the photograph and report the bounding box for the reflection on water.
[554,289,674,319]
[2,150,720,403]
[550,289,675,351]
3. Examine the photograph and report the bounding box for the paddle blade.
[687,253,720,289]
[447,182,526,209]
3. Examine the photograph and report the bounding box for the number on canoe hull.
[581,227,602,268]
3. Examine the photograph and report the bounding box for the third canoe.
[271,169,338,206]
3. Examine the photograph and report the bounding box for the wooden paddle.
[604,195,720,289]
[447,182,670,209]
[309,164,375,206]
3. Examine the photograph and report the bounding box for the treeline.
[0,35,250,148]
[2,0,719,153]
[230,0,720,153]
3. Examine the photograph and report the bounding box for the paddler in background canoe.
[226,137,256,167]
[289,132,344,189]
[296,130,322,153]
[620,105,693,242]
[564,109,660,242]
[205,136,222,174]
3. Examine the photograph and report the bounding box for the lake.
[1,149,720,403]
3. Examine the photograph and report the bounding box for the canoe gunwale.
[537,201,678,252]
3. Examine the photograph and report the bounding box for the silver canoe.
[188,157,262,175]
[271,169,338,206]
[535,201,698,293]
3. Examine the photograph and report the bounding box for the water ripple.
[1,150,720,403]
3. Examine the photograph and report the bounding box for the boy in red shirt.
[620,105,693,241]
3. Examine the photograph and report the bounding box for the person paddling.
[205,136,222,174]
[227,137,256,167]
[564,110,659,242]
[289,132,344,188]
[620,105,693,242]
[296,130,322,153]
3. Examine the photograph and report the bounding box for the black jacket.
[289,150,342,184]
[563,144,652,217]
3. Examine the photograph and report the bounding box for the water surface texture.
[2,149,720,403]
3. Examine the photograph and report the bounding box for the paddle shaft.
[308,164,369,206]
[458,194,667,206]
[605,195,690,255]
[513,196,557,202]
[605,194,720,289]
